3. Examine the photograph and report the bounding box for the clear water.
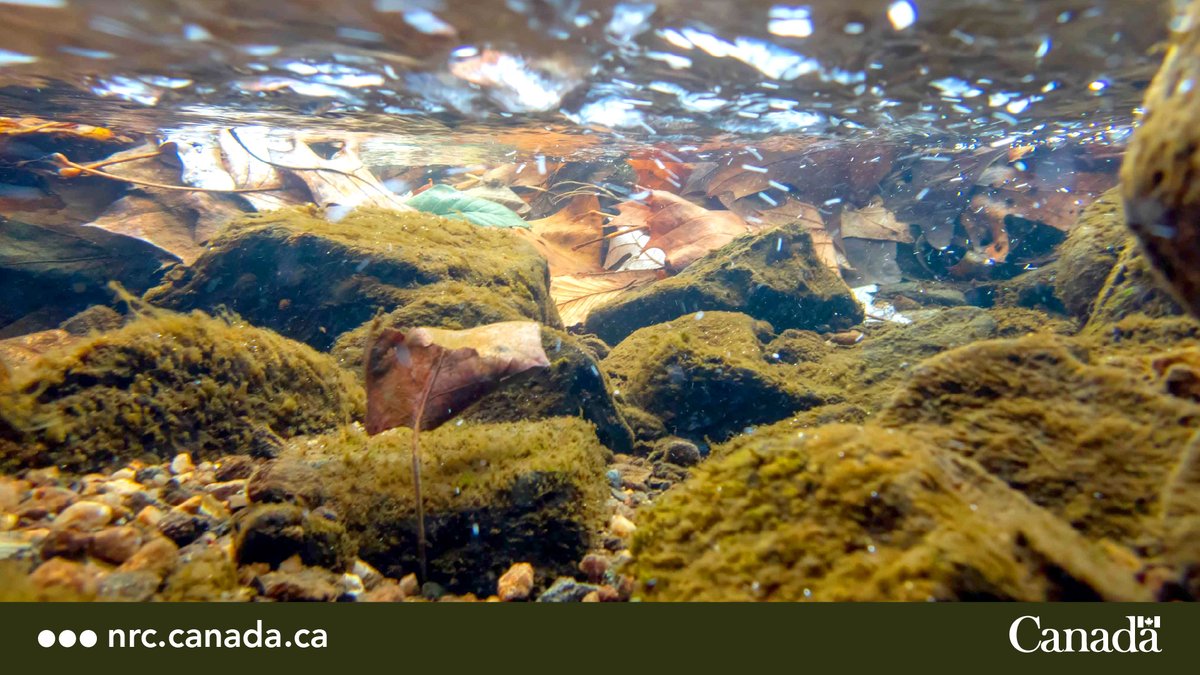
[0,0,1195,602]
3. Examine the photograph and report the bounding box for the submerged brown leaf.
[364,321,551,435]
[513,194,606,276]
[839,199,912,243]
[609,190,757,272]
[552,270,658,328]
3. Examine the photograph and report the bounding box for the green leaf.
[405,184,529,229]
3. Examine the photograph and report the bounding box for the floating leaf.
[406,184,529,229]
[552,271,658,327]
[364,321,550,434]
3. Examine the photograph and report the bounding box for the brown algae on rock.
[601,311,826,441]
[585,223,862,345]
[630,424,1148,601]
[1,309,363,473]
[245,418,609,596]
[879,333,1200,549]
[145,207,560,350]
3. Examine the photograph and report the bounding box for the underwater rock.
[0,310,363,474]
[233,503,354,572]
[878,334,1200,549]
[584,223,862,346]
[496,561,535,601]
[244,418,609,597]
[340,321,634,454]
[0,218,171,336]
[601,311,826,442]
[630,424,1149,601]
[144,208,559,351]
[1052,189,1180,330]
[1120,0,1200,319]
[160,546,245,601]
[1055,189,1127,319]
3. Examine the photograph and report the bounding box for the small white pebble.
[610,514,637,538]
[694,311,705,320]
[170,453,194,475]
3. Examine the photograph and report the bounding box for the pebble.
[158,511,210,546]
[255,569,339,602]
[661,439,702,467]
[0,532,34,560]
[497,562,535,601]
[110,468,136,481]
[0,478,25,511]
[90,526,143,564]
[536,577,600,603]
[398,573,420,598]
[135,505,164,528]
[578,553,610,583]
[53,500,113,531]
[339,572,365,600]
[609,514,637,539]
[30,557,100,596]
[17,486,76,520]
[118,536,179,580]
[39,528,92,559]
[204,480,247,502]
[170,453,195,476]
[361,580,408,602]
[135,466,170,487]
[96,570,160,602]
[352,558,385,590]
[0,514,16,531]
[24,467,60,487]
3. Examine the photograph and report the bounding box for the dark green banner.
[0,602,1195,673]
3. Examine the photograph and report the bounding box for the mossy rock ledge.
[144,208,560,351]
[601,311,827,442]
[630,423,1148,601]
[878,333,1200,550]
[0,310,363,473]
[584,223,862,346]
[244,418,610,597]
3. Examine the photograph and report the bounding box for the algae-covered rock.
[145,208,559,351]
[1120,0,1200,319]
[234,503,355,571]
[631,424,1147,601]
[584,223,862,345]
[602,311,825,442]
[0,310,364,473]
[336,321,633,453]
[160,546,245,601]
[1055,189,1126,319]
[878,334,1200,549]
[245,418,609,596]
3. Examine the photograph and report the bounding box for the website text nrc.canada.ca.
[38,621,327,649]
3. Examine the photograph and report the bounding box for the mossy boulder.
[0,310,363,473]
[878,334,1200,550]
[245,418,609,596]
[584,223,862,345]
[602,311,826,442]
[145,208,559,351]
[631,424,1147,601]
[335,322,634,454]
[1053,188,1180,329]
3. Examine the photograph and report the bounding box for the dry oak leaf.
[608,190,759,272]
[364,321,550,435]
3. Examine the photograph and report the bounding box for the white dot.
[37,630,56,648]
[58,630,76,648]
[887,1,917,30]
[80,630,98,648]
